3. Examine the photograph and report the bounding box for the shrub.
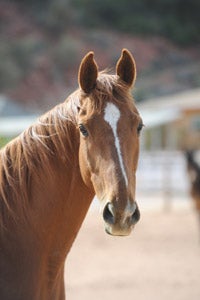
[52,36,81,69]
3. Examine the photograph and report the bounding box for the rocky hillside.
[1,0,200,112]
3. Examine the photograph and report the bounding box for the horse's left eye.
[137,123,144,135]
[79,124,88,137]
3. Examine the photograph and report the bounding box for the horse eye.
[79,124,88,137]
[137,123,144,135]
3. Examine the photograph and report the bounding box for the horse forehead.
[103,102,132,128]
[104,102,121,125]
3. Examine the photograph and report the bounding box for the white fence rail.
[137,151,190,195]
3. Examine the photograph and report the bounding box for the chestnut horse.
[0,49,143,300]
[185,151,200,224]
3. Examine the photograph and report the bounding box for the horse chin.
[104,224,133,237]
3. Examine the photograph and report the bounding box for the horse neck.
[0,102,94,299]
[28,115,94,294]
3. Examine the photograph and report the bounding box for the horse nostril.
[131,203,140,225]
[103,203,115,225]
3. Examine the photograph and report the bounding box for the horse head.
[77,49,143,236]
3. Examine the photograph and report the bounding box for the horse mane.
[0,72,134,230]
[0,95,80,229]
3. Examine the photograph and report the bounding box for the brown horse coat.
[0,49,142,300]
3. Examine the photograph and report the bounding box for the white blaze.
[104,102,128,186]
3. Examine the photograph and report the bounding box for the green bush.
[52,36,81,69]
[0,36,49,90]
[0,136,11,149]
[0,43,23,89]
[11,0,200,45]
[11,36,47,72]
[72,0,200,45]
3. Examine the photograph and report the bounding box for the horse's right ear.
[78,51,98,93]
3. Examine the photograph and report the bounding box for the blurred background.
[0,0,200,299]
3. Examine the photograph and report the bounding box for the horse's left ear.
[78,51,98,93]
[116,49,136,87]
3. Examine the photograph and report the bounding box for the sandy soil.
[65,203,200,300]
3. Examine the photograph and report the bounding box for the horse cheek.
[79,140,92,188]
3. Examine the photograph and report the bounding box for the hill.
[0,0,200,111]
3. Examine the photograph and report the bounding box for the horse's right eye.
[79,124,88,137]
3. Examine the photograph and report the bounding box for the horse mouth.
[104,224,134,237]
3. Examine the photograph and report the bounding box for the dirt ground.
[65,202,200,300]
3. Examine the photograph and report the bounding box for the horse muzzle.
[102,201,140,236]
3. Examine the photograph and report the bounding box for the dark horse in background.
[185,150,200,226]
[0,49,143,299]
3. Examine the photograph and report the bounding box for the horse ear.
[78,51,98,93]
[116,49,136,87]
